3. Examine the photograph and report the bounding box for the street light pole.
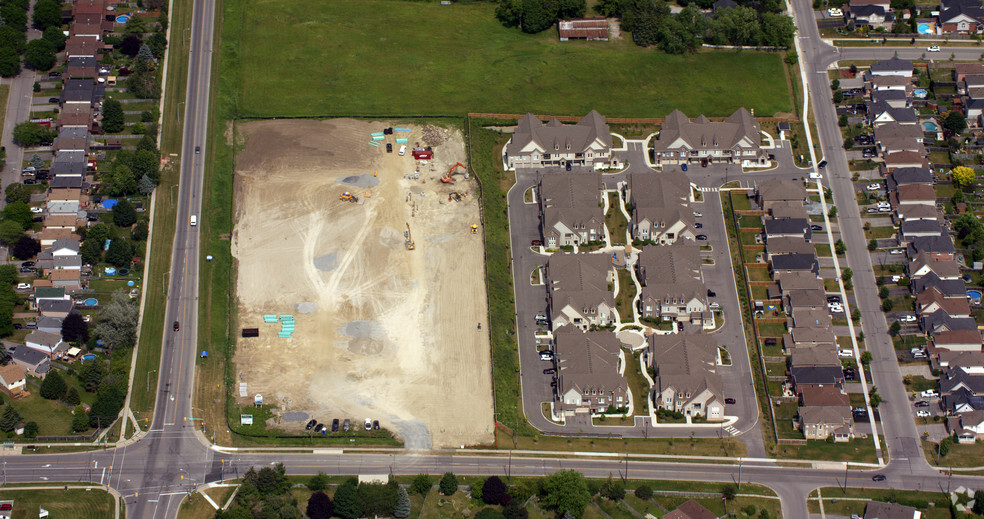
[147,369,157,393]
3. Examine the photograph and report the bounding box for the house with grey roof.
[634,244,709,326]
[626,171,694,244]
[503,111,615,170]
[545,253,615,331]
[869,56,913,78]
[788,326,837,348]
[652,108,767,167]
[38,299,73,318]
[863,500,919,519]
[537,173,604,249]
[799,405,854,441]
[874,122,924,155]
[37,316,64,335]
[552,325,628,417]
[770,253,820,276]
[755,178,806,211]
[789,347,841,369]
[648,334,724,419]
[763,218,812,242]
[769,201,808,220]
[783,287,828,313]
[898,219,943,244]
[25,331,67,358]
[886,167,932,190]
[907,235,956,259]
[10,346,50,379]
[765,237,815,260]
[872,88,910,109]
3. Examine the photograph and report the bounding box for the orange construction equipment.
[440,162,467,183]
[339,191,357,203]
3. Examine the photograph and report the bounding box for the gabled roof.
[800,405,852,425]
[757,178,806,203]
[800,386,850,406]
[26,330,63,347]
[554,326,626,397]
[507,111,612,157]
[790,347,841,368]
[916,287,971,316]
[886,167,932,190]
[538,173,603,233]
[655,108,760,153]
[924,308,978,332]
[664,500,718,519]
[870,56,912,74]
[912,273,966,297]
[546,253,614,317]
[866,101,918,124]
[765,237,815,256]
[649,334,722,398]
[628,171,693,230]
[909,252,961,278]
[791,365,844,385]
[636,243,706,305]
[764,218,811,237]
[10,347,49,371]
[940,4,984,23]
[908,235,956,255]
[775,271,824,292]
[771,253,819,274]
[933,329,983,347]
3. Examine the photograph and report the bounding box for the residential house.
[557,18,609,41]
[895,204,939,223]
[765,237,815,260]
[865,74,911,95]
[911,272,967,297]
[38,299,73,319]
[916,287,972,318]
[37,229,81,248]
[537,173,604,248]
[799,406,855,441]
[869,56,913,78]
[908,253,960,280]
[635,244,709,324]
[941,365,984,413]
[783,287,828,313]
[652,108,768,167]
[848,0,894,29]
[874,123,924,154]
[763,218,812,242]
[790,364,845,391]
[964,97,984,126]
[49,269,82,291]
[553,326,628,416]
[872,89,910,109]
[43,214,80,231]
[0,364,26,395]
[774,271,824,292]
[898,219,943,244]
[649,334,724,419]
[939,0,984,33]
[863,500,920,519]
[47,238,81,256]
[769,201,809,220]
[791,308,832,329]
[37,316,63,335]
[626,171,695,244]
[960,73,984,94]
[503,111,614,170]
[883,151,929,170]
[799,385,851,407]
[865,101,917,127]
[24,330,67,358]
[934,350,984,371]
[923,309,977,334]
[663,500,720,519]
[931,329,983,352]
[789,347,842,369]
[948,410,984,442]
[907,235,956,259]
[770,253,820,276]
[892,183,936,210]
[545,253,615,331]
[10,347,50,379]
[886,167,933,190]
[785,328,838,350]
[755,178,806,211]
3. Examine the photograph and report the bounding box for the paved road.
[0,2,41,211]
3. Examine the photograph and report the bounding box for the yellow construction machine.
[405,223,415,250]
[339,191,358,203]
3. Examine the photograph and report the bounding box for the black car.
[48,97,59,103]
[543,368,556,375]
[811,225,823,231]
[305,419,317,430]
[173,321,180,331]
[386,143,392,153]
[695,234,707,240]
[48,71,60,77]
[914,400,930,407]
[314,424,325,433]
[195,146,201,154]
[694,223,703,229]
[724,398,736,405]
[818,160,828,169]
[707,289,716,297]
[19,267,34,273]
[373,420,379,430]
[20,261,34,268]
[872,474,886,482]
[331,419,339,432]
[827,295,841,303]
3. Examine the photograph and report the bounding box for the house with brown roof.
[755,178,806,211]
[503,111,615,170]
[626,171,695,244]
[883,151,929,170]
[799,385,850,407]
[545,253,615,331]
[908,253,960,280]
[916,287,971,318]
[43,214,80,231]
[765,237,815,260]
[954,63,984,83]
[788,326,837,348]
[537,173,604,249]
[634,244,709,326]
[863,500,920,519]
[652,108,768,167]
[552,326,628,417]
[791,308,832,329]
[648,334,724,419]
[557,18,609,41]
[783,287,828,313]
[664,500,720,519]
[49,269,82,291]
[799,405,855,441]
[37,229,81,248]
[789,347,842,369]
[874,122,924,155]
[931,329,983,352]
[768,200,809,220]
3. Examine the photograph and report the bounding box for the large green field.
[220,0,793,118]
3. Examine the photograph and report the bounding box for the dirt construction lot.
[231,119,493,449]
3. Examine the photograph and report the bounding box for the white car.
[921,389,938,398]
[838,349,854,358]
[15,283,30,290]
[828,7,843,16]
[876,201,891,208]
[916,410,930,418]
[693,211,702,217]
[892,275,902,283]
[889,249,904,255]
[902,315,917,323]
[928,45,941,52]
[29,207,42,214]
[866,183,881,191]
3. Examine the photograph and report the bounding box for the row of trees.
[495,0,587,34]
[625,3,795,51]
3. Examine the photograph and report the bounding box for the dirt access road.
[231,119,493,448]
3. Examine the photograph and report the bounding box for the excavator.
[339,191,358,203]
[405,222,415,250]
[440,162,467,184]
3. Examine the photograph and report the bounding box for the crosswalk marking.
[724,425,738,436]
[698,187,720,193]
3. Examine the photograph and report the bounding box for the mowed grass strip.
[224,0,792,118]
[0,488,114,518]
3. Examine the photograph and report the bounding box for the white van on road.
[190,215,197,226]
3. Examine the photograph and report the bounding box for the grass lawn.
[180,487,238,519]
[746,266,771,281]
[815,243,832,257]
[864,225,895,240]
[625,351,650,417]
[10,391,86,437]
[757,322,787,337]
[738,215,762,228]
[594,497,635,519]
[0,487,114,518]
[776,436,882,463]
[615,268,636,323]
[606,192,628,245]
[809,487,951,519]
[220,0,792,118]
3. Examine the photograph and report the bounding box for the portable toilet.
[254,394,263,406]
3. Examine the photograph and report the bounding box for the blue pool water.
[101,198,117,209]
[914,89,928,98]
[115,15,130,23]
[918,23,932,34]
[923,121,940,132]
[969,289,982,304]
[82,354,95,362]
[84,298,98,306]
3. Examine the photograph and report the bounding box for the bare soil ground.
[231,119,493,448]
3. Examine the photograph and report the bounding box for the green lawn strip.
[923,437,984,467]
[624,351,650,417]
[181,487,238,519]
[0,488,114,518]
[864,225,895,240]
[757,322,786,337]
[746,266,771,281]
[130,0,194,423]
[775,436,883,463]
[606,192,628,246]
[809,487,951,519]
[615,267,636,323]
[224,0,791,118]
[902,375,937,393]
[738,215,762,228]
[815,243,832,257]
[594,496,635,519]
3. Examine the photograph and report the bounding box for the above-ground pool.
[923,121,940,132]
[969,289,982,305]
[81,354,95,362]
[104,267,116,275]
[115,15,130,23]
[914,89,928,98]
[918,23,932,34]
[84,298,98,306]
[118,268,129,276]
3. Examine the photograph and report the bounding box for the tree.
[306,471,329,491]
[710,6,761,46]
[119,34,142,56]
[136,43,154,63]
[943,110,968,134]
[32,0,61,30]
[306,491,333,519]
[938,436,952,457]
[393,487,411,518]
[24,39,56,71]
[835,239,847,255]
[0,46,21,78]
[23,421,37,439]
[11,236,38,260]
[832,90,844,103]
[13,122,55,147]
[889,320,901,335]
[0,220,24,246]
[439,472,458,496]
[80,239,103,266]
[89,385,125,428]
[40,370,67,400]
[869,386,882,407]
[882,298,894,311]
[0,405,20,432]
[102,99,125,134]
[760,12,796,48]
[94,290,139,348]
[973,490,984,515]
[79,360,105,392]
[4,184,29,205]
[0,4,27,32]
[29,154,44,170]
[844,136,854,149]
[72,405,89,432]
[953,165,976,188]
[4,201,33,229]
[832,79,840,90]
[42,25,66,51]
[358,481,399,517]
[784,49,798,65]
[112,199,137,227]
[333,481,363,519]
[476,509,506,519]
[600,475,625,501]
[0,25,26,53]
[65,386,81,406]
[541,470,591,518]
[105,238,133,268]
[868,238,878,251]
[828,205,838,217]
[635,485,653,499]
[521,0,556,34]
[138,174,156,195]
[722,484,737,501]
[146,32,167,59]
[61,311,89,343]
[482,475,509,505]
[504,502,529,519]
[860,351,872,366]
[842,268,853,282]
[411,474,432,495]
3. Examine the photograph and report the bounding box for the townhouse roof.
[52,255,82,269]
[899,219,943,236]
[933,329,983,347]
[44,214,78,229]
[50,160,86,177]
[791,308,832,329]
[770,253,820,275]
[897,204,939,221]
[790,326,837,345]
[886,167,932,190]
[553,325,627,397]
[507,111,612,157]
[908,235,956,255]
[790,347,842,368]
[48,238,80,253]
[775,271,824,291]
[883,151,929,168]
[64,35,101,57]
[538,173,603,234]
[63,79,95,103]
[649,334,723,399]
[799,385,850,406]
[757,178,806,203]
[49,176,84,189]
[785,287,828,309]
[763,217,811,237]
[37,229,80,244]
[769,201,809,219]
[953,62,984,81]
[791,365,845,385]
[49,269,80,282]
[765,237,815,257]
[870,56,912,74]
[636,243,706,306]
[799,405,852,425]
[916,287,972,316]
[895,183,936,202]
[655,108,760,153]
[546,253,614,316]
[628,170,693,230]
[963,73,984,88]
[866,101,917,124]
[48,188,82,201]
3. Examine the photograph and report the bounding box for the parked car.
[889,249,904,255]
[534,313,547,321]
[386,143,392,153]
[838,349,853,358]
[866,183,881,191]
[901,315,917,323]
[709,302,720,309]
[914,400,930,407]
[343,419,351,431]
[47,97,59,103]
[314,423,325,433]
[681,164,688,171]
[827,295,841,303]
[916,410,930,418]
[539,351,554,360]
[18,267,33,273]
[543,368,556,375]
[920,389,938,398]
[30,206,42,214]
[695,234,707,240]
[20,261,34,267]
[48,71,60,77]
[928,45,941,52]
[373,420,379,430]
[305,419,317,430]
[827,7,843,16]
[15,283,29,290]
[693,211,702,217]
[694,223,703,229]
[724,398,736,405]
[531,239,542,246]
[811,225,823,231]
[331,419,339,432]
[364,418,372,431]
